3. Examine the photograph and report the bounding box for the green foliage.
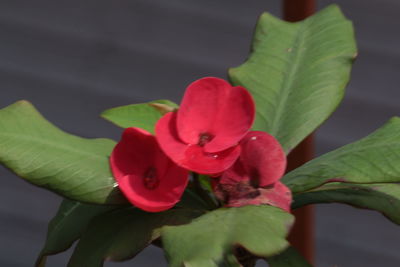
[0,101,124,204]
[177,187,214,210]
[283,117,400,193]
[293,182,400,225]
[198,174,213,192]
[36,199,118,267]
[68,208,203,267]
[101,100,178,133]
[162,206,294,267]
[267,247,312,267]
[229,5,357,153]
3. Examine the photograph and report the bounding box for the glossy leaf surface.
[293,182,400,225]
[162,205,294,267]
[0,101,124,204]
[283,117,400,193]
[101,100,178,133]
[229,5,357,153]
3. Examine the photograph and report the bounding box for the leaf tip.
[320,4,348,20]
[15,99,32,105]
[7,100,34,110]
[2,100,39,116]
[148,102,176,115]
[34,254,47,267]
[228,68,241,85]
[99,107,122,127]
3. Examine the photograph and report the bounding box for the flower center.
[249,169,260,188]
[198,132,214,147]
[143,167,159,190]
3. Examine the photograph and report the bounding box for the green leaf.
[100,100,178,133]
[0,100,124,204]
[177,256,241,267]
[177,187,213,210]
[283,117,400,193]
[162,206,294,267]
[199,174,213,192]
[220,254,242,267]
[68,208,203,267]
[176,183,211,210]
[267,247,312,267]
[36,199,118,267]
[293,182,400,225]
[229,5,357,153]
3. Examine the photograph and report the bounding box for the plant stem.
[192,173,218,209]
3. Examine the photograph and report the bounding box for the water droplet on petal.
[251,136,257,141]
[205,153,219,159]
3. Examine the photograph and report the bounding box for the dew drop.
[205,153,219,159]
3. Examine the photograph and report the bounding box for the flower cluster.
[110,77,292,212]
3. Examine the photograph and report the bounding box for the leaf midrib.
[268,22,306,137]
[0,132,111,161]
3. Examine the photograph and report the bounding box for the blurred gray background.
[0,0,399,266]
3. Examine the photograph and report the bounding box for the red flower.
[213,131,292,212]
[155,77,255,175]
[110,127,189,212]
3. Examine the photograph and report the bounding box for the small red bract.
[110,127,189,212]
[213,131,292,212]
[155,77,255,175]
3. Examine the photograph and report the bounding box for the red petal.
[183,144,241,175]
[110,128,158,179]
[260,181,292,212]
[218,158,248,185]
[215,181,292,212]
[239,131,286,187]
[116,163,188,212]
[110,127,188,212]
[156,112,241,175]
[176,77,255,153]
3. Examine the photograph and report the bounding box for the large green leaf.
[0,100,124,204]
[36,199,118,267]
[283,117,400,193]
[293,182,400,225]
[229,5,357,153]
[162,206,294,267]
[267,247,312,267]
[100,100,178,133]
[68,207,202,267]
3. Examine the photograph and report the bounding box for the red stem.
[282,0,316,264]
